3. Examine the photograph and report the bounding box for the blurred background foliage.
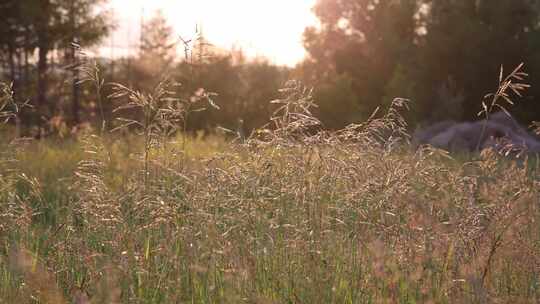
[1,0,540,138]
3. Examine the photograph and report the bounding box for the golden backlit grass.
[0,67,539,303]
[0,129,538,303]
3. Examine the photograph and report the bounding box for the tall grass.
[0,57,538,304]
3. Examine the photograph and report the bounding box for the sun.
[107,0,318,66]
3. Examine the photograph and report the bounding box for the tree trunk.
[72,47,81,125]
[7,42,17,95]
[71,2,81,125]
[36,0,51,133]
[23,40,29,91]
[37,35,49,123]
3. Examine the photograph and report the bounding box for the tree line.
[0,0,109,134]
[303,0,540,129]
[1,0,540,138]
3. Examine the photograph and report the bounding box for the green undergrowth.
[0,129,538,304]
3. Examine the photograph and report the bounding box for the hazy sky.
[104,0,318,66]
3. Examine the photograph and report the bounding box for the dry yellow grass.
[0,66,538,303]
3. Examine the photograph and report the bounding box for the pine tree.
[134,10,177,91]
[140,10,176,67]
[0,0,112,130]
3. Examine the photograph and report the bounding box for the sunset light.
[4,2,540,301]
[107,0,318,66]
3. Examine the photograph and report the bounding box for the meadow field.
[3,0,540,302]
[0,77,539,304]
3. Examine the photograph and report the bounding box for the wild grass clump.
[0,60,539,304]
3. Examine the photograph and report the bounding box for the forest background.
[2,0,540,137]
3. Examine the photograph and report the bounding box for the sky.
[103,0,318,66]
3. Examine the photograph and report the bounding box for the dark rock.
[413,112,540,154]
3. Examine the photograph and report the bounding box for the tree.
[417,0,540,122]
[0,1,24,98]
[314,73,363,129]
[303,0,540,127]
[303,0,421,124]
[134,10,177,91]
[63,0,112,124]
[140,11,176,62]
[0,0,111,130]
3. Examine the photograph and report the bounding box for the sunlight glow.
[106,0,318,66]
